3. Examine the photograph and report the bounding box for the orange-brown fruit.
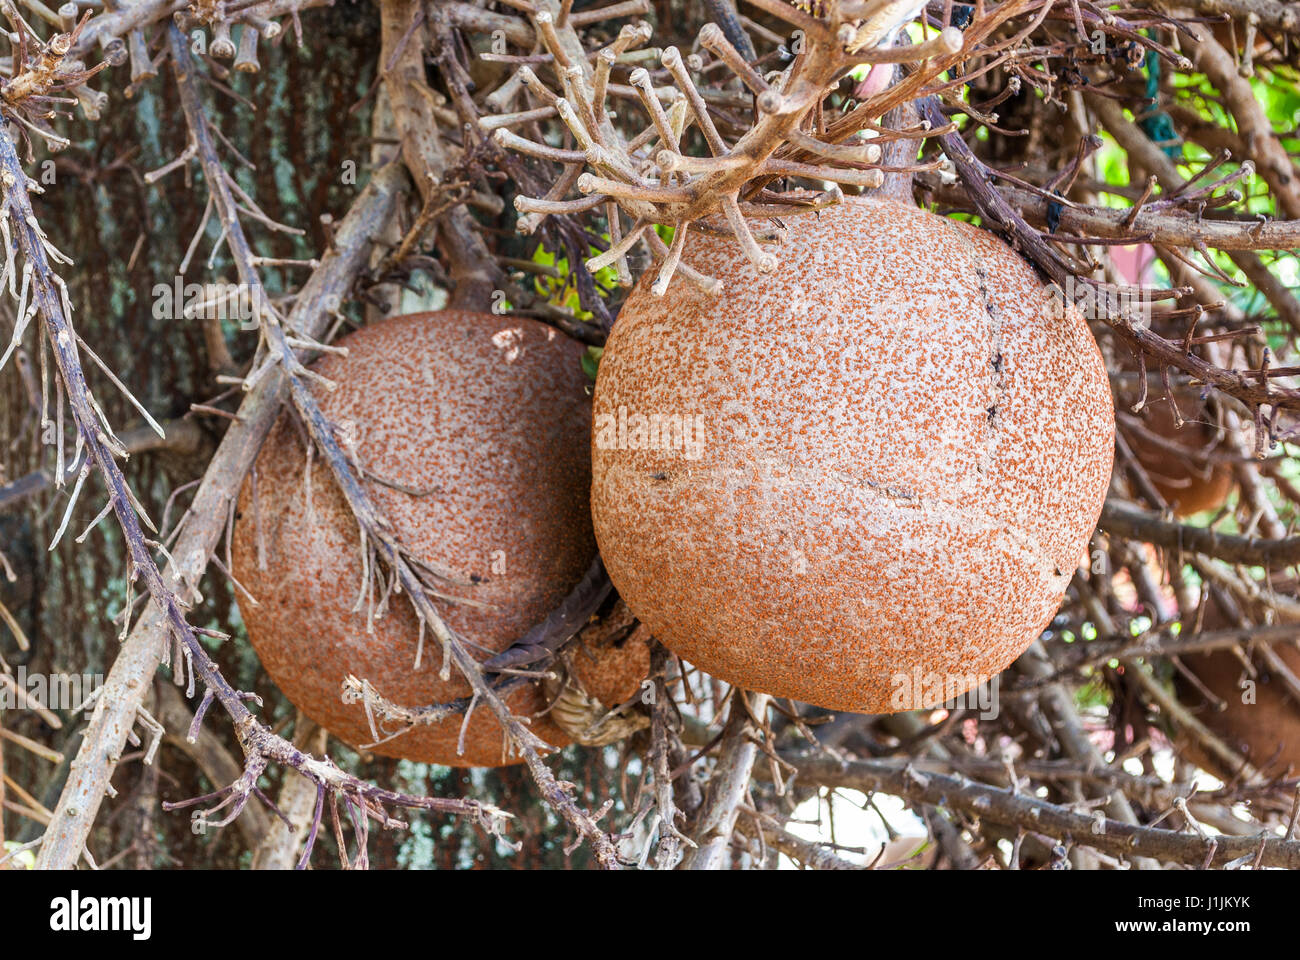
[545,599,654,746]
[1119,388,1233,517]
[591,196,1115,713]
[1210,19,1272,58]
[232,310,645,766]
[1175,585,1300,778]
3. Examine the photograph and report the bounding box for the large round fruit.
[591,196,1115,713]
[232,310,638,766]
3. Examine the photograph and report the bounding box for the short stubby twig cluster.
[487,0,976,294]
[0,7,107,145]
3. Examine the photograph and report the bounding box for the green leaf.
[581,345,602,381]
[2,841,36,869]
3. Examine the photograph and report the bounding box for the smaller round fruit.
[546,600,653,746]
[1175,585,1300,778]
[232,310,643,766]
[1117,373,1233,517]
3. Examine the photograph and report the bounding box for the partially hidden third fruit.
[1175,584,1300,778]
[1119,382,1233,517]
[591,196,1115,713]
[232,310,646,766]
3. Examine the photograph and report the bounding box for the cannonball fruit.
[591,196,1115,713]
[232,310,645,766]
[1176,586,1300,778]
[1125,390,1233,517]
[545,599,653,746]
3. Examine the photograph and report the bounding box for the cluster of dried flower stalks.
[0,0,1299,870]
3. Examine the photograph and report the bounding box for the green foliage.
[1,841,36,869]
[531,241,619,320]
[1074,672,1113,711]
[581,345,602,381]
[1089,60,1300,325]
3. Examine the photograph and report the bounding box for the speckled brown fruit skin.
[591,196,1115,713]
[232,310,614,766]
[1176,587,1300,778]
[565,600,653,707]
[546,600,654,744]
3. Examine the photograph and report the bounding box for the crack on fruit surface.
[607,456,1068,593]
[865,479,917,501]
[937,216,1010,490]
